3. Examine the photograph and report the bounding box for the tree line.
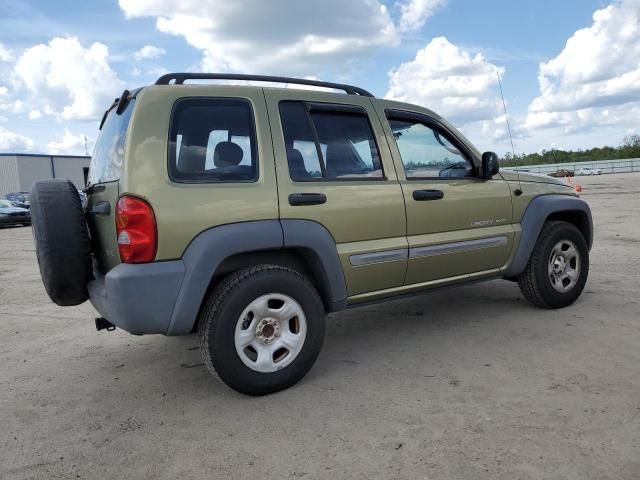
[500,135,640,167]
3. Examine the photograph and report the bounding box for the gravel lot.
[1,172,639,479]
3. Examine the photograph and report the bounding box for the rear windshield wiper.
[83,184,105,195]
[99,101,117,130]
[98,89,131,130]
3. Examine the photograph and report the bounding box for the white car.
[579,167,602,175]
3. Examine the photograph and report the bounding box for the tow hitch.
[95,317,116,332]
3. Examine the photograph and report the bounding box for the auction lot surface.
[1,173,639,479]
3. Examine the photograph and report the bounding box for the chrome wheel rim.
[548,239,581,293]
[234,293,307,373]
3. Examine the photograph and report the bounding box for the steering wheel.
[438,163,469,177]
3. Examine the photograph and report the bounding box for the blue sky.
[1,0,638,156]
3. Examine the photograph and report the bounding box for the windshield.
[88,99,135,185]
[0,200,14,208]
[6,193,27,202]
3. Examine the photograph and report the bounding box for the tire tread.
[30,179,92,306]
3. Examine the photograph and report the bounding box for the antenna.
[495,69,522,195]
[84,136,89,156]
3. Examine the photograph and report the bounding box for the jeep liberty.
[30,73,593,395]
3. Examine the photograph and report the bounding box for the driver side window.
[388,118,473,179]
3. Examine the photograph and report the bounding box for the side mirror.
[481,151,500,178]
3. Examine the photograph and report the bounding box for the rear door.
[264,90,407,296]
[85,98,136,272]
[374,103,515,285]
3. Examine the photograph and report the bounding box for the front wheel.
[198,265,326,395]
[518,221,589,308]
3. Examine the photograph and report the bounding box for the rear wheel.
[518,221,589,308]
[198,265,325,395]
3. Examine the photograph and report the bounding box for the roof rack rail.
[154,73,374,97]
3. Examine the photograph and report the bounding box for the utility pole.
[84,136,89,156]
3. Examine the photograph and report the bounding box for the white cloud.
[119,0,406,75]
[0,126,35,151]
[28,109,42,120]
[13,36,124,121]
[385,36,504,125]
[397,0,447,32]
[525,0,640,133]
[46,128,90,155]
[134,44,166,60]
[0,43,13,62]
[480,114,525,144]
[0,97,24,115]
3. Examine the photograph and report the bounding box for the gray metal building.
[0,153,90,195]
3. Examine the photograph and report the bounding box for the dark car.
[4,192,30,209]
[549,169,574,178]
[0,199,31,227]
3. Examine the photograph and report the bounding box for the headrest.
[325,142,353,173]
[287,148,304,167]
[214,141,243,167]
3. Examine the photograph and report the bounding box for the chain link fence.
[503,158,640,175]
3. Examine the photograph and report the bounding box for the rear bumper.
[88,261,185,335]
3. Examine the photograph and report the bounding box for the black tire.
[30,180,93,306]
[198,265,325,396]
[518,221,589,308]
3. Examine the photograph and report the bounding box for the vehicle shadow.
[0,224,31,229]
[86,278,545,401]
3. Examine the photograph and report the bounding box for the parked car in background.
[578,167,602,175]
[0,199,31,227]
[4,192,30,209]
[549,169,574,178]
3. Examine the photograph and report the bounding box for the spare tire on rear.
[30,179,93,306]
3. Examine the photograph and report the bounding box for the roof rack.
[154,73,374,97]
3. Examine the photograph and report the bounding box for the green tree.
[499,137,640,166]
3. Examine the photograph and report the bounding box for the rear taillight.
[115,196,157,263]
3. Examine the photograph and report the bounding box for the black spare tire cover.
[30,179,93,306]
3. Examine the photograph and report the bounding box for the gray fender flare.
[166,219,347,335]
[166,220,283,335]
[280,219,347,312]
[504,194,593,278]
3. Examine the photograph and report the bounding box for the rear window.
[6,193,28,203]
[88,99,135,185]
[168,98,258,183]
[279,101,383,181]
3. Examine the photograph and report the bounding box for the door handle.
[89,201,111,215]
[413,189,444,201]
[288,193,327,206]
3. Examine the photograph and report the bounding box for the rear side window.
[169,98,258,183]
[279,101,383,181]
[89,99,135,185]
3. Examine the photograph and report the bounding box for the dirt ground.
[1,172,639,480]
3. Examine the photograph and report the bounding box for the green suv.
[30,73,593,395]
